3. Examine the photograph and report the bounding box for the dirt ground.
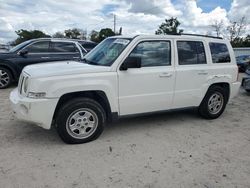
[0,84,250,188]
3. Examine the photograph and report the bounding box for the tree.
[90,30,99,43]
[64,28,81,39]
[227,17,246,45]
[14,29,50,45]
[98,28,115,42]
[211,20,224,37]
[52,32,65,38]
[64,28,86,40]
[155,17,182,35]
[241,35,250,47]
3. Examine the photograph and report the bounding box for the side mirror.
[19,49,28,56]
[120,56,141,71]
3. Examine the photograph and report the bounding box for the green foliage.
[64,28,81,39]
[52,32,65,38]
[90,30,99,43]
[155,17,182,35]
[231,35,250,47]
[89,28,115,43]
[14,29,50,45]
[98,28,115,42]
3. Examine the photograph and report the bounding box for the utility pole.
[113,14,116,34]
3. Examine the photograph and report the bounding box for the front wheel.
[0,67,12,89]
[56,98,106,144]
[198,86,228,119]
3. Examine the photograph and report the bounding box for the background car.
[236,55,250,72]
[0,38,88,89]
[77,40,97,52]
[242,67,250,93]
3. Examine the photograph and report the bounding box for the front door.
[14,40,51,70]
[118,40,175,115]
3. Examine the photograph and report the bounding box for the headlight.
[23,77,29,93]
[27,92,46,99]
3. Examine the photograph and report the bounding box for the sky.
[0,0,249,43]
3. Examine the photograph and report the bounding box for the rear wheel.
[198,86,228,119]
[56,98,106,144]
[0,67,12,89]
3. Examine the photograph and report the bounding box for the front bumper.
[230,82,241,99]
[9,88,59,129]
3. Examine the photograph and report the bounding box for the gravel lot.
[0,84,250,188]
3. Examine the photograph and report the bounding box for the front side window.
[25,41,49,53]
[83,38,131,66]
[209,42,231,63]
[177,41,206,65]
[9,40,32,53]
[128,41,171,67]
[51,42,78,53]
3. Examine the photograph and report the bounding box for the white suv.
[10,35,241,144]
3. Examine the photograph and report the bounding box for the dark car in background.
[78,40,97,52]
[236,55,250,72]
[0,38,91,89]
[242,67,250,93]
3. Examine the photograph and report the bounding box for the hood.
[23,61,111,78]
[0,51,14,60]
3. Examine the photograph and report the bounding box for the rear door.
[50,42,81,61]
[173,40,210,108]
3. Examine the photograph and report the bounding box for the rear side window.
[129,41,171,67]
[51,42,78,53]
[177,41,206,65]
[25,41,49,53]
[209,42,231,63]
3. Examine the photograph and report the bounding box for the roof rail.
[178,33,223,39]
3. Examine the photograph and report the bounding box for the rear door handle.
[41,57,50,59]
[159,72,172,78]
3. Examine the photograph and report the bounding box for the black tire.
[198,86,228,119]
[56,98,106,144]
[0,67,12,89]
[246,89,250,93]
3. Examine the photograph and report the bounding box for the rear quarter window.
[209,42,231,63]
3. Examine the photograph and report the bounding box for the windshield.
[83,38,131,66]
[9,40,32,53]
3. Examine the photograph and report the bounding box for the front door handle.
[159,72,172,78]
[41,57,50,59]
[198,72,208,75]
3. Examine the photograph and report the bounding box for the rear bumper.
[230,82,241,99]
[9,88,59,129]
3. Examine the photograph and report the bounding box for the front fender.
[0,60,19,81]
[29,72,119,113]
